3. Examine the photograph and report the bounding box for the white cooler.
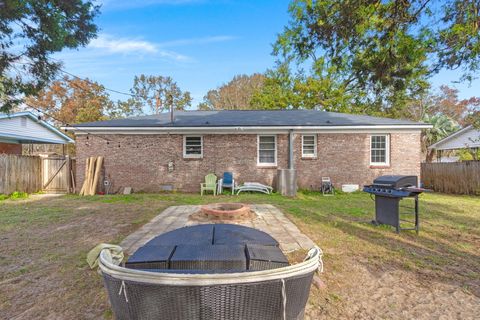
[342,184,359,193]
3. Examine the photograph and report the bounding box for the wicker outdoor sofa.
[99,247,322,320]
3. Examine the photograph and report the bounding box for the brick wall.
[75,132,421,193]
[295,133,421,190]
[0,143,22,154]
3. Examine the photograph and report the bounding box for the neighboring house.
[428,125,480,162]
[64,110,431,193]
[0,112,73,154]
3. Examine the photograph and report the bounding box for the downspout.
[288,130,294,170]
[277,129,297,196]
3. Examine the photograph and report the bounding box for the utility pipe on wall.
[277,129,297,196]
[288,129,294,169]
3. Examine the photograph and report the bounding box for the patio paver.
[120,204,316,255]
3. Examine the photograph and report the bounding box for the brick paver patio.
[120,204,316,255]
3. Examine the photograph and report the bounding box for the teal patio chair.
[218,172,235,195]
[201,173,217,196]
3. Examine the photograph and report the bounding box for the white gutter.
[63,124,432,134]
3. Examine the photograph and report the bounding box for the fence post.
[66,155,71,193]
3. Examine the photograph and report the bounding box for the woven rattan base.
[103,272,313,320]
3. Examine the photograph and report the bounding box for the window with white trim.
[183,136,203,158]
[370,134,390,165]
[302,135,317,158]
[257,135,277,166]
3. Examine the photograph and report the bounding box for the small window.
[257,135,277,166]
[370,135,390,166]
[302,135,317,158]
[183,136,203,158]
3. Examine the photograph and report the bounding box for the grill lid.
[372,175,418,188]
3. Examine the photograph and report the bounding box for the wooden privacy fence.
[0,154,75,195]
[0,155,42,194]
[421,161,480,195]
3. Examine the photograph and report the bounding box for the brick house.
[65,110,430,193]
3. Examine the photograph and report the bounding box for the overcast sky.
[53,0,480,109]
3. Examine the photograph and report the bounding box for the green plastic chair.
[200,173,217,196]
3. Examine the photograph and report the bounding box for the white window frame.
[183,135,203,158]
[370,134,390,166]
[257,135,277,166]
[301,134,317,158]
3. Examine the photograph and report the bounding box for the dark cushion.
[145,224,214,246]
[125,245,176,270]
[170,244,247,271]
[135,268,247,274]
[246,244,289,271]
[213,224,279,246]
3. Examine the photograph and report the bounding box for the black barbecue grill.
[363,175,427,233]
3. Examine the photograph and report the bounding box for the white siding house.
[428,125,480,162]
[0,112,73,144]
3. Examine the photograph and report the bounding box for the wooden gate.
[42,156,75,193]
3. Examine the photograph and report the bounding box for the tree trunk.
[426,149,435,163]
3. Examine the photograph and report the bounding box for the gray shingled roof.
[73,110,426,127]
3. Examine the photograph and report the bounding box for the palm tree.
[422,114,459,162]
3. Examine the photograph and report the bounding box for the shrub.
[8,191,29,200]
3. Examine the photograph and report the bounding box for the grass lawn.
[0,191,479,319]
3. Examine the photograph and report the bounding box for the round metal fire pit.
[192,203,254,221]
